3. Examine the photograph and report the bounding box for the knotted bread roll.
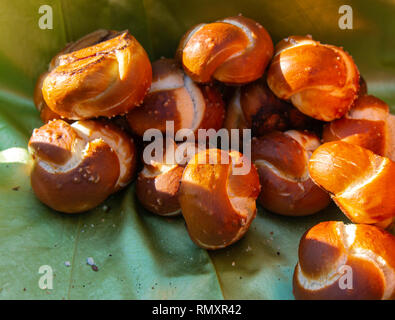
[309,141,395,226]
[294,221,395,300]
[42,31,152,120]
[127,58,225,136]
[136,140,202,216]
[323,95,395,161]
[178,148,260,249]
[34,29,120,123]
[29,119,137,213]
[224,77,317,136]
[267,35,360,121]
[177,16,273,84]
[252,130,331,216]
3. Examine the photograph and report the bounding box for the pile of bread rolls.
[29,16,395,299]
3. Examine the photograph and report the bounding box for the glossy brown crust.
[34,72,63,123]
[42,31,152,120]
[127,59,225,136]
[136,165,184,216]
[309,141,395,224]
[224,78,318,136]
[245,78,316,135]
[128,88,182,134]
[252,131,330,216]
[323,118,386,155]
[49,29,120,69]
[178,149,260,249]
[223,88,249,132]
[293,221,395,300]
[29,120,77,165]
[177,16,273,84]
[34,30,121,123]
[136,141,202,216]
[72,120,137,189]
[267,36,360,121]
[323,95,392,157]
[31,140,120,213]
[297,221,346,278]
[198,84,226,131]
[29,119,136,213]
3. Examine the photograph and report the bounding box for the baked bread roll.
[34,30,120,123]
[178,148,260,249]
[136,141,202,216]
[252,130,331,216]
[29,119,137,213]
[294,221,395,300]
[309,141,395,226]
[267,35,360,121]
[34,72,64,123]
[176,16,273,84]
[224,77,317,136]
[127,58,225,136]
[323,95,395,161]
[42,30,152,120]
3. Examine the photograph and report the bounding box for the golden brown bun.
[127,58,225,136]
[178,148,260,249]
[224,77,318,136]
[294,221,395,300]
[177,16,273,84]
[70,120,137,190]
[252,130,331,216]
[267,35,360,121]
[309,141,395,225]
[29,119,137,213]
[42,31,152,120]
[223,88,249,132]
[136,141,202,216]
[137,165,184,216]
[34,72,64,123]
[34,30,121,123]
[323,95,395,161]
[49,29,120,70]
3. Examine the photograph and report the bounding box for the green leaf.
[0,0,394,299]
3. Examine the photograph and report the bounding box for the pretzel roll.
[34,72,63,123]
[224,77,317,136]
[136,141,202,216]
[323,95,395,161]
[42,31,152,120]
[267,35,360,121]
[34,30,121,123]
[309,141,395,225]
[223,88,248,132]
[50,29,121,70]
[29,119,137,213]
[294,221,395,300]
[178,148,260,249]
[70,120,137,190]
[176,16,273,84]
[127,58,225,136]
[252,130,330,216]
